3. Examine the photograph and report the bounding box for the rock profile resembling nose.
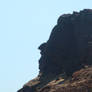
[18,9,92,92]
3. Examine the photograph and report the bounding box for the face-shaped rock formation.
[17,9,92,92]
[39,9,92,76]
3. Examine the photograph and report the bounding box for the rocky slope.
[18,9,92,92]
[38,66,92,92]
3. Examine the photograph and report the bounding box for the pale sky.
[0,0,92,92]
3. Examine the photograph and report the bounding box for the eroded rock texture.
[18,9,92,92]
[39,9,92,76]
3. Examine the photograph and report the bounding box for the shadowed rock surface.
[18,9,92,92]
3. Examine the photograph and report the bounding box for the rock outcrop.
[18,9,92,92]
[39,66,92,92]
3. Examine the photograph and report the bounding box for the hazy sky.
[0,0,92,92]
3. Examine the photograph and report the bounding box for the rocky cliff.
[18,9,92,92]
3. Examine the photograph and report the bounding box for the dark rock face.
[18,9,92,92]
[17,86,31,92]
[39,9,92,76]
